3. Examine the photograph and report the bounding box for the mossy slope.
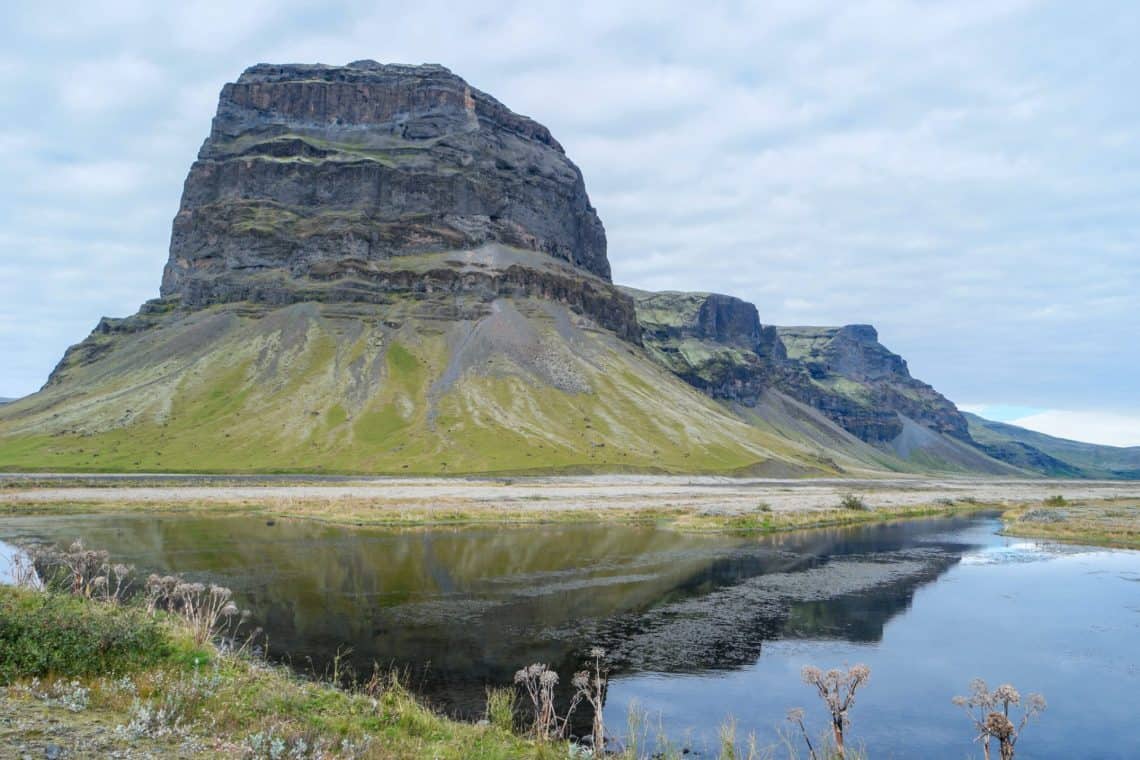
[0,298,862,475]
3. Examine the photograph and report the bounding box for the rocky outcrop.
[158,61,628,334]
[777,326,970,441]
[628,290,972,445]
[625,289,784,405]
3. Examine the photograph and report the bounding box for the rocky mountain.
[0,61,1068,476]
[627,289,1014,475]
[0,62,832,475]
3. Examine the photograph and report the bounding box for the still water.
[2,513,1137,758]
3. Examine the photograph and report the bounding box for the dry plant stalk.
[8,549,43,590]
[571,647,609,753]
[953,679,1046,760]
[800,663,871,759]
[144,573,249,646]
[786,708,819,760]
[29,540,134,603]
[514,664,562,741]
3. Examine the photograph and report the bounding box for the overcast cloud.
[1,1,1137,444]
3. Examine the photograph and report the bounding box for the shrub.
[839,494,869,511]
[0,586,174,683]
[1043,494,1068,507]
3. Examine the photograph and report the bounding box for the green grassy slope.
[0,298,861,475]
[965,412,1140,479]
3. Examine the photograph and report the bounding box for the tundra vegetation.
[0,541,1051,758]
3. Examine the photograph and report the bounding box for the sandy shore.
[1,474,1136,515]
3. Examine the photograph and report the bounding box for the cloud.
[1008,410,1140,448]
[0,0,1137,423]
[58,53,163,114]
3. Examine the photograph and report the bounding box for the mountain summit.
[0,62,1097,476]
[164,61,612,310]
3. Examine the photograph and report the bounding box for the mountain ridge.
[965,412,1140,479]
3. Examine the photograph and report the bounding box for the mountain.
[626,289,1017,475]
[965,413,1140,479]
[0,61,1042,476]
[0,62,837,475]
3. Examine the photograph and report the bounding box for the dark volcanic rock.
[626,289,785,405]
[777,325,970,441]
[627,289,972,445]
[161,61,617,315]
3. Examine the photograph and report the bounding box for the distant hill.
[965,413,1140,479]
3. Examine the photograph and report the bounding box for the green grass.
[0,300,840,476]
[0,586,575,758]
[1002,500,1140,550]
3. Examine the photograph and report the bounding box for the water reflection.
[0,513,986,716]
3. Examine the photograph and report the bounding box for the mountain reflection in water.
[0,513,984,716]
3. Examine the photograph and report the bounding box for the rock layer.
[161,61,614,313]
[628,289,971,446]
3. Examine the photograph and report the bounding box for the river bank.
[1,474,1136,548]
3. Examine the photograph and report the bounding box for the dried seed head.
[984,711,1014,739]
[993,684,1020,705]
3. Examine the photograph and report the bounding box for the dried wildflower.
[562,646,611,753]
[800,663,871,758]
[953,679,1047,760]
[513,664,568,741]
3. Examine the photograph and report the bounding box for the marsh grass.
[1002,499,1140,549]
[485,686,517,733]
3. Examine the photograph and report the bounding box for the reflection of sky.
[609,539,1140,759]
[0,540,19,585]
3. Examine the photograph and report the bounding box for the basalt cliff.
[0,61,1074,476]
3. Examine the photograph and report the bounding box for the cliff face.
[627,290,783,405]
[777,325,970,442]
[159,61,630,334]
[628,290,971,446]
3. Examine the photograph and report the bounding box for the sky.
[0,1,1137,446]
